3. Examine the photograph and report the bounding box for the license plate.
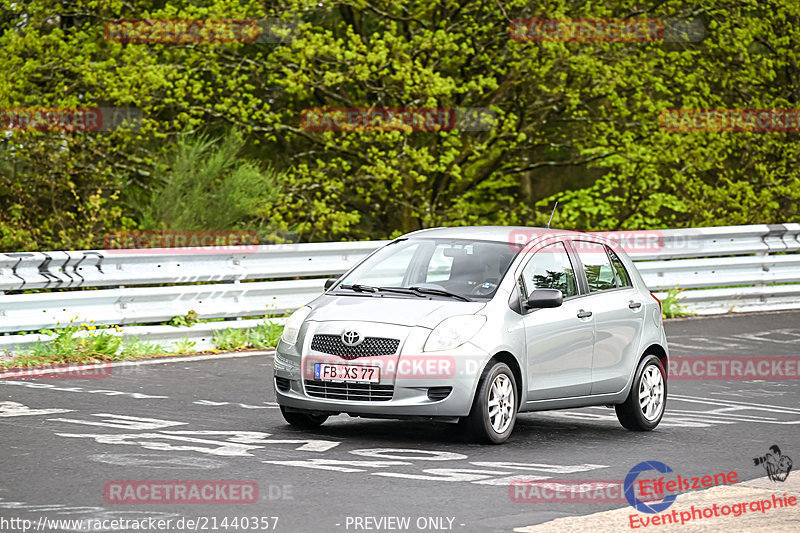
[314,363,380,383]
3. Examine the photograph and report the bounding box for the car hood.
[307,294,487,328]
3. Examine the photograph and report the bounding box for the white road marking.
[0,380,167,398]
[263,455,609,486]
[0,498,179,530]
[87,453,226,469]
[193,399,278,409]
[667,337,745,351]
[262,459,412,473]
[2,380,279,412]
[0,500,104,514]
[732,328,800,344]
[668,409,776,420]
[373,468,518,482]
[534,408,796,428]
[667,328,800,352]
[710,388,791,399]
[472,474,551,486]
[349,448,468,461]
[470,462,608,474]
[533,394,800,427]
[165,430,340,452]
[54,432,265,457]
[53,428,340,456]
[0,401,73,417]
[671,394,800,413]
[48,413,187,430]
[1,380,278,411]
[193,400,228,406]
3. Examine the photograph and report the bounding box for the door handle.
[577,309,593,319]
[628,301,642,309]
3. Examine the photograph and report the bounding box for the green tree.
[138,130,284,234]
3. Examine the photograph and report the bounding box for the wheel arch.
[641,343,668,378]
[487,351,524,409]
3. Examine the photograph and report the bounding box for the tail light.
[650,292,662,315]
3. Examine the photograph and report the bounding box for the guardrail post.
[759,225,787,305]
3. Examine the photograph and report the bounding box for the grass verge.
[0,320,283,370]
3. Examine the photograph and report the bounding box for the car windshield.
[335,238,521,300]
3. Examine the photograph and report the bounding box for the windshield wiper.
[338,283,379,293]
[375,286,471,302]
[407,286,472,302]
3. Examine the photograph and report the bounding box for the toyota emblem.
[341,330,363,346]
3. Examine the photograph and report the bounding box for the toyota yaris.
[273,226,668,443]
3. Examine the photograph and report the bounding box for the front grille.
[305,381,394,401]
[274,376,290,392]
[310,334,400,359]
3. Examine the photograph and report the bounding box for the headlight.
[424,315,486,352]
[281,306,312,345]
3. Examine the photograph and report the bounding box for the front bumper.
[273,321,492,418]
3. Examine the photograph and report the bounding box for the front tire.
[280,406,328,428]
[615,354,666,431]
[463,362,517,444]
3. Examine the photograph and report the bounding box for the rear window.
[608,248,632,287]
[575,241,616,292]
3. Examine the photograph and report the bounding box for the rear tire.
[280,406,328,428]
[463,361,517,444]
[615,354,666,431]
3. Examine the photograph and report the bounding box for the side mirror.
[323,278,338,290]
[524,288,563,310]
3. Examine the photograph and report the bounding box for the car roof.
[403,226,593,244]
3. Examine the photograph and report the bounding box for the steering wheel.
[470,281,496,296]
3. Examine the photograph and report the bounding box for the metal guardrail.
[0,279,321,333]
[1,224,799,353]
[0,241,387,291]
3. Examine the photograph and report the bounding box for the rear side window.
[575,242,616,292]
[608,248,632,287]
[519,242,579,298]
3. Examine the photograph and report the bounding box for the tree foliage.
[138,130,283,233]
[0,0,798,251]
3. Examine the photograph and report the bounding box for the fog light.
[427,387,453,401]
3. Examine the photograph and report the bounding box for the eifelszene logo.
[624,461,678,514]
[753,445,793,482]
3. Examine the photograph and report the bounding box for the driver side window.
[519,242,579,300]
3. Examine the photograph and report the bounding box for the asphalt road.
[1,311,799,533]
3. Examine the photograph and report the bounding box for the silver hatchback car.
[273,226,668,443]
